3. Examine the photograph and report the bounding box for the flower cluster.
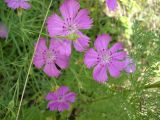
[32,0,136,112]
[3,0,136,112]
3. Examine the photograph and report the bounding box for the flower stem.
[15,1,53,120]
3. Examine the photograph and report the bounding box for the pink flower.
[106,0,118,11]
[33,37,70,77]
[47,0,93,56]
[0,22,8,38]
[84,34,126,83]
[46,86,76,112]
[4,0,31,10]
[124,56,136,73]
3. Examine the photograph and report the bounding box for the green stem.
[15,1,53,120]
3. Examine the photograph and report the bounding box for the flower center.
[67,24,78,35]
[102,54,110,62]
[58,23,79,41]
[57,95,65,103]
[98,49,112,65]
[46,50,56,63]
[68,25,75,34]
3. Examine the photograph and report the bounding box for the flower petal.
[106,0,118,11]
[112,60,125,71]
[110,42,124,53]
[6,1,31,9]
[43,63,60,77]
[45,92,58,101]
[33,38,47,68]
[20,2,31,9]
[75,9,93,29]
[49,39,70,67]
[4,0,9,3]
[0,22,8,38]
[47,14,65,37]
[112,51,126,60]
[56,86,69,96]
[56,54,70,69]
[124,57,136,73]
[7,1,20,9]
[59,40,72,56]
[49,38,60,50]
[93,64,108,83]
[73,32,89,52]
[50,39,72,56]
[125,63,136,73]
[108,62,120,77]
[58,102,70,112]
[84,48,98,68]
[64,92,76,103]
[33,56,45,69]
[47,101,59,111]
[60,0,80,20]
[94,34,111,51]
[35,38,48,52]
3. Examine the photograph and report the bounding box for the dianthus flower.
[33,38,69,77]
[84,34,126,83]
[46,86,76,112]
[4,0,31,9]
[47,0,93,56]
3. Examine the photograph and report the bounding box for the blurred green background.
[0,0,160,120]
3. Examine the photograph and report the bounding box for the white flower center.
[68,24,77,34]
[102,54,110,63]
[46,50,56,63]
[98,50,112,65]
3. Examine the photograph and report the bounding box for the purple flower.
[46,86,76,112]
[33,37,70,77]
[47,0,93,56]
[106,0,118,11]
[124,56,136,73]
[4,0,31,10]
[0,22,8,38]
[84,34,126,83]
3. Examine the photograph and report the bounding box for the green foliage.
[0,0,160,120]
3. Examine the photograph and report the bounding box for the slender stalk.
[15,1,53,120]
